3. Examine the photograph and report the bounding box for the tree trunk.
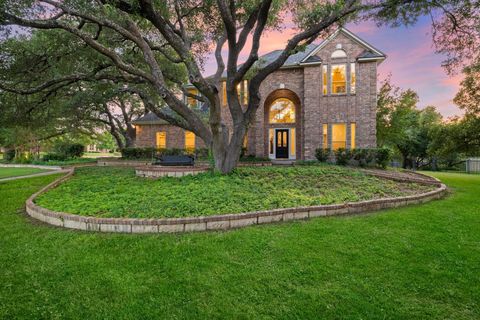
[124,125,136,148]
[110,129,125,150]
[210,123,247,174]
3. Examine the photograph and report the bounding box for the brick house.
[133,27,385,160]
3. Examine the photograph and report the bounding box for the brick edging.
[25,168,447,233]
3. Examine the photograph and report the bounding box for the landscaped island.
[35,165,435,219]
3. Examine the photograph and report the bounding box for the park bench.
[154,154,194,166]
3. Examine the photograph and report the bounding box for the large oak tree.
[0,0,469,172]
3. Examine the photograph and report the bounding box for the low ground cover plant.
[36,165,433,218]
[1,171,478,319]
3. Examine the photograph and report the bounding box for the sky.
[202,15,463,118]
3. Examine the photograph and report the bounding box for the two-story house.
[133,27,385,160]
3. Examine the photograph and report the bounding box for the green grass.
[0,167,51,179]
[0,172,479,318]
[35,165,434,218]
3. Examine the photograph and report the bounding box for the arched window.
[331,49,347,58]
[269,98,296,123]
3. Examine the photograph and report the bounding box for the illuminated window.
[322,65,328,95]
[185,131,195,150]
[331,49,347,58]
[269,98,295,123]
[156,131,166,149]
[234,80,249,105]
[243,133,248,149]
[243,80,249,105]
[186,88,199,108]
[290,128,296,157]
[331,64,346,94]
[332,124,347,150]
[323,124,328,149]
[350,63,356,94]
[222,81,227,107]
[351,123,356,149]
[269,128,274,155]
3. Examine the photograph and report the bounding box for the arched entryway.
[264,89,301,160]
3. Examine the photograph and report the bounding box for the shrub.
[4,149,15,162]
[53,142,85,159]
[375,147,392,169]
[194,148,210,159]
[334,148,351,166]
[331,147,392,169]
[121,147,156,159]
[120,147,210,160]
[42,153,68,162]
[315,148,330,162]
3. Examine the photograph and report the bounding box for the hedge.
[120,147,209,160]
[315,147,392,169]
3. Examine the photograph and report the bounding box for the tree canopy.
[0,0,477,172]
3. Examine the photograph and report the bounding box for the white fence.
[466,158,480,173]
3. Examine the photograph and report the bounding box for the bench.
[153,155,195,166]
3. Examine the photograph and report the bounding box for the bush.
[120,147,210,160]
[4,149,15,162]
[52,142,85,159]
[121,147,156,159]
[42,153,68,162]
[326,147,392,169]
[375,147,392,169]
[315,148,330,162]
[335,148,351,166]
[194,148,210,159]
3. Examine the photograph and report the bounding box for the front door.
[275,129,289,159]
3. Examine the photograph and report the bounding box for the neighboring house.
[133,27,385,160]
[86,144,110,153]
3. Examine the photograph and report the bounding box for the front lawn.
[35,165,434,218]
[0,172,479,318]
[0,167,51,179]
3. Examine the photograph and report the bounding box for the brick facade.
[135,124,206,150]
[134,28,382,160]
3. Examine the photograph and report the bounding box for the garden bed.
[35,165,437,219]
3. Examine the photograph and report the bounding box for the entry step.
[271,160,296,166]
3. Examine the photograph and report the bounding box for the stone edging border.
[25,168,447,233]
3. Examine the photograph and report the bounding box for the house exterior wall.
[252,32,378,160]
[135,124,206,149]
[134,30,380,160]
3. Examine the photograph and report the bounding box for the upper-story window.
[322,65,328,95]
[222,80,249,107]
[331,49,347,59]
[350,63,356,94]
[185,88,201,108]
[331,64,347,94]
[269,98,296,123]
[222,81,227,107]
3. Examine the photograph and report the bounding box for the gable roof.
[202,27,385,82]
[301,27,386,63]
[132,112,168,125]
[218,43,319,78]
